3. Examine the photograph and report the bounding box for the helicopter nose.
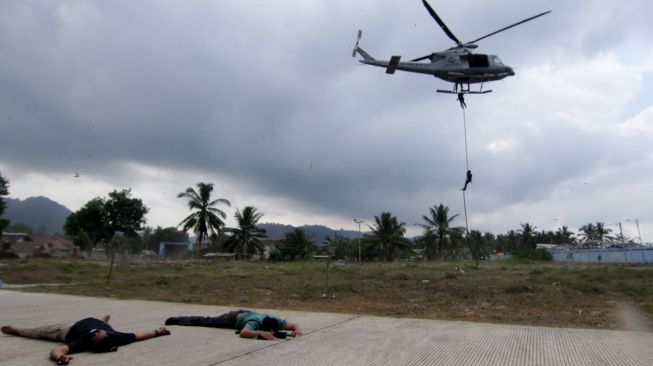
[506,67,515,76]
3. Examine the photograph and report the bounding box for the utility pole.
[626,219,643,244]
[353,219,365,263]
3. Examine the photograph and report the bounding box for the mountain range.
[258,223,364,242]
[3,196,73,234]
[1,196,367,240]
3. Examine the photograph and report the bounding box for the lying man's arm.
[284,322,303,337]
[133,327,171,341]
[239,326,276,340]
[50,345,73,365]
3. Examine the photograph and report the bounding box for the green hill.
[3,196,72,234]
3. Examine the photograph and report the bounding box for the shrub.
[573,283,605,295]
[60,262,78,273]
[515,249,552,261]
[529,268,544,275]
[392,272,410,281]
[505,284,535,294]
[444,272,457,280]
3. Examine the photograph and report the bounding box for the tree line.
[0,173,633,262]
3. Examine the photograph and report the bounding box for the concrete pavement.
[1,290,651,365]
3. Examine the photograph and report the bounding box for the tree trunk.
[106,250,116,284]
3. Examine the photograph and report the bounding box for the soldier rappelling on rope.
[462,170,472,191]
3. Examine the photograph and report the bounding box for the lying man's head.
[87,330,119,352]
[260,317,280,331]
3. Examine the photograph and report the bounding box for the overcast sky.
[1,0,652,240]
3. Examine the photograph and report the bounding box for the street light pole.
[353,219,365,263]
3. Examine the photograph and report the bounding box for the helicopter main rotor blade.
[467,10,551,45]
[421,0,462,46]
[411,54,432,62]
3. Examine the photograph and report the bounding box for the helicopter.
[353,0,550,95]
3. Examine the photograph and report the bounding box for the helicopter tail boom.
[355,47,375,61]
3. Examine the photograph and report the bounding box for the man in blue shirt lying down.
[165,309,302,340]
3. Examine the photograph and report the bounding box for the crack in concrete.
[206,315,360,366]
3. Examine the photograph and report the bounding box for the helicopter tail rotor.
[352,30,376,61]
[352,30,362,57]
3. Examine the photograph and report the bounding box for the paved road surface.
[1,290,651,365]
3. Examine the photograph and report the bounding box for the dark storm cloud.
[1,0,652,235]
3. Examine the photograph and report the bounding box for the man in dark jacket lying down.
[2,315,170,365]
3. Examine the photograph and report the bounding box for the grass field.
[1,258,652,331]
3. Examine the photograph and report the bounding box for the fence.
[551,247,653,264]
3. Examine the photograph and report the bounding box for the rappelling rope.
[462,103,470,172]
[461,105,471,240]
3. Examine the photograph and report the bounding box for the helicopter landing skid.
[437,89,492,94]
[437,82,492,94]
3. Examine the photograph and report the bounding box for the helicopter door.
[462,54,490,68]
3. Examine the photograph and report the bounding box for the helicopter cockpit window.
[492,56,504,65]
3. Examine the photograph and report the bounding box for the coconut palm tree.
[279,227,315,260]
[177,182,230,252]
[499,230,519,253]
[578,223,597,242]
[368,212,407,261]
[0,172,9,215]
[595,222,613,242]
[0,172,10,233]
[223,206,267,260]
[323,233,353,261]
[555,225,576,244]
[418,204,460,260]
[518,222,537,251]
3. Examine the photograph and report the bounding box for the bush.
[391,272,410,281]
[60,262,79,273]
[505,284,535,294]
[267,248,282,262]
[515,249,552,261]
[573,283,605,295]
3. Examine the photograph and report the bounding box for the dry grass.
[1,258,652,331]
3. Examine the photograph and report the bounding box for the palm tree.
[0,172,9,215]
[518,222,537,251]
[368,212,407,261]
[1,173,11,233]
[418,204,460,260]
[555,226,576,244]
[177,182,231,252]
[223,206,267,260]
[324,233,353,261]
[499,230,519,253]
[578,223,597,242]
[468,230,486,265]
[595,222,613,242]
[279,228,315,260]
